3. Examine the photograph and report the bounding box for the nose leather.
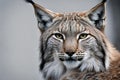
[66,52,75,56]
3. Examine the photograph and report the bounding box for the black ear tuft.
[102,0,107,3]
[25,0,34,4]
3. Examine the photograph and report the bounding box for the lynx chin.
[26,0,120,80]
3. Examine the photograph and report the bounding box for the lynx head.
[26,0,109,79]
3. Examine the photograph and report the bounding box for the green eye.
[54,33,64,39]
[79,34,88,39]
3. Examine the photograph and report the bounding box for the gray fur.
[39,14,109,80]
[26,0,113,80]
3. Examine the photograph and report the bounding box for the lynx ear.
[26,0,58,32]
[86,0,107,31]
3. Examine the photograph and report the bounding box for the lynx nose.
[66,52,75,57]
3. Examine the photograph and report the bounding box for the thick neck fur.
[61,49,120,80]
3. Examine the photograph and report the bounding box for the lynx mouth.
[59,56,83,61]
[62,57,83,69]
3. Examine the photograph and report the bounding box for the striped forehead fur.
[41,12,104,46]
[56,13,90,34]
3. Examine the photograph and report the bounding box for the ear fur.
[86,0,107,31]
[26,0,107,32]
[26,0,59,32]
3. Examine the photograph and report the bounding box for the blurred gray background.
[0,0,120,80]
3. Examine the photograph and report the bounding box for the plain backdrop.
[0,0,120,80]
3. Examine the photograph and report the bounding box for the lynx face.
[44,15,105,70]
[26,0,109,80]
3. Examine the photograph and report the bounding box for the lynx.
[26,0,120,80]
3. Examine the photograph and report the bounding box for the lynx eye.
[79,33,88,39]
[54,33,64,40]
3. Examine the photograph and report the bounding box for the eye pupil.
[54,33,63,39]
[79,34,88,39]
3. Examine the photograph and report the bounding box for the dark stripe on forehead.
[57,16,88,34]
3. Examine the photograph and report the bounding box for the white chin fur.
[63,61,81,69]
